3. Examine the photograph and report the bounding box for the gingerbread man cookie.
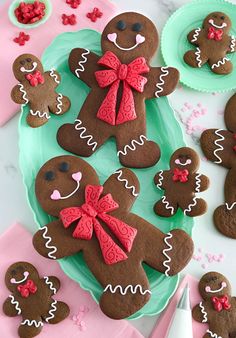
[201,93,236,238]
[184,12,236,74]
[11,54,71,128]
[32,155,193,319]
[3,261,69,338]
[154,147,209,217]
[57,12,179,168]
[192,271,236,338]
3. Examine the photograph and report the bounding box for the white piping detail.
[191,28,201,42]
[75,49,90,78]
[199,302,208,323]
[163,232,173,277]
[40,226,57,260]
[209,19,227,29]
[214,129,225,164]
[206,329,222,338]
[74,119,98,151]
[21,319,43,327]
[195,47,202,67]
[18,84,29,105]
[9,295,21,315]
[117,135,147,157]
[206,282,227,293]
[51,181,80,200]
[156,170,164,190]
[230,36,235,52]
[55,93,63,114]
[49,68,60,84]
[20,62,37,73]
[103,284,151,296]
[184,197,198,215]
[155,67,169,98]
[225,202,236,210]
[29,110,51,119]
[161,196,174,215]
[211,57,229,69]
[114,170,138,197]
[45,300,57,323]
[44,277,57,295]
[195,173,201,193]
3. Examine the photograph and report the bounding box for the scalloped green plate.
[161,0,236,92]
[18,29,193,319]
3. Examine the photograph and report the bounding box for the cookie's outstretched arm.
[192,302,208,323]
[11,84,28,104]
[3,296,21,317]
[187,28,203,45]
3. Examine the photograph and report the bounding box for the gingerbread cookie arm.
[192,302,208,323]
[225,92,236,133]
[45,70,61,88]
[11,84,29,105]
[187,28,203,45]
[3,296,21,317]
[228,35,236,53]
[154,170,169,190]
[69,48,100,88]
[144,66,179,99]
[194,174,210,192]
[42,276,60,295]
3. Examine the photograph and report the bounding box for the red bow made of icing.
[207,27,223,41]
[17,280,37,298]
[211,295,231,312]
[95,51,150,126]
[60,185,137,265]
[25,70,44,87]
[172,168,189,183]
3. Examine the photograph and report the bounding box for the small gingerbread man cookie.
[184,12,236,74]
[11,54,71,128]
[154,147,209,217]
[3,261,69,338]
[192,271,236,338]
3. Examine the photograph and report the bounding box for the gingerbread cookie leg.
[180,196,207,217]
[203,326,228,338]
[184,49,208,69]
[154,195,178,217]
[209,57,233,75]
[18,315,43,338]
[43,300,69,324]
[49,93,71,116]
[26,101,50,128]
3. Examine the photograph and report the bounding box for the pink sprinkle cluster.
[192,248,225,270]
[180,102,207,136]
[72,305,89,331]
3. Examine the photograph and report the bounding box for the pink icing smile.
[205,281,227,293]
[175,158,192,166]
[11,271,29,284]
[107,32,145,51]
[50,171,82,200]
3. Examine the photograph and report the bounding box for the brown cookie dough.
[154,147,209,217]
[192,271,236,338]
[184,12,235,74]
[3,262,69,338]
[32,155,193,319]
[201,93,236,238]
[11,54,71,128]
[57,12,179,168]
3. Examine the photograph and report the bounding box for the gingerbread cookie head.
[203,12,231,34]
[198,271,231,301]
[5,262,39,294]
[35,155,99,217]
[101,12,158,63]
[13,54,43,82]
[170,147,200,173]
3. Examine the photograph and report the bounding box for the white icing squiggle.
[75,49,90,78]
[195,173,201,193]
[225,202,236,210]
[199,302,208,323]
[40,226,57,260]
[44,277,57,295]
[74,119,98,151]
[156,170,164,190]
[191,28,201,42]
[21,319,43,327]
[18,84,29,105]
[184,197,198,215]
[163,232,173,276]
[206,329,222,338]
[49,68,60,84]
[55,93,63,115]
[211,57,229,69]
[230,36,236,52]
[214,129,225,164]
[103,284,151,296]
[114,169,138,197]
[9,295,21,315]
[45,300,57,323]
[155,67,169,98]
[195,47,202,67]
[161,196,174,215]
[117,135,147,157]
[30,110,51,119]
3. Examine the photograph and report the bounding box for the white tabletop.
[1,0,236,337]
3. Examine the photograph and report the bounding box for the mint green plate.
[161,0,236,92]
[19,29,193,319]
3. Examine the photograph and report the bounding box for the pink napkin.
[0,0,118,126]
[0,223,144,338]
[150,275,207,338]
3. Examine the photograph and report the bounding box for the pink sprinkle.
[197,103,202,108]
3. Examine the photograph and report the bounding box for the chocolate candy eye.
[221,16,225,20]
[11,269,17,276]
[132,22,143,32]
[59,162,70,172]
[45,171,55,181]
[26,58,32,62]
[116,20,126,31]
[20,60,25,65]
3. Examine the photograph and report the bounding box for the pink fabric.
[0,0,118,126]
[0,223,144,338]
[150,275,207,338]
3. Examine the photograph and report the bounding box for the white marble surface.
[1,0,236,337]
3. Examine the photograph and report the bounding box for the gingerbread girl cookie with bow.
[201,93,236,238]
[11,54,71,128]
[192,271,236,338]
[154,147,209,217]
[32,155,193,319]
[3,261,69,338]
[184,12,236,74]
[57,12,179,168]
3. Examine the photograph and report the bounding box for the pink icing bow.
[211,295,231,312]
[207,27,223,41]
[95,51,149,125]
[60,185,137,265]
[25,70,45,87]
[172,168,189,183]
[17,280,37,298]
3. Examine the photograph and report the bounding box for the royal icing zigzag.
[195,47,202,67]
[21,319,43,327]
[74,119,98,151]
[45,300,57,323]
[230,35,236,52]
[155,67,169,98]
[214,129,225,164]
[161,196,174,215]
[75,49,90,78]
[211,57,229,69]
[206,330,222,338]
[184,197,198,215]
[156,170,163,189]
[191,28,201,42]
[195,173,201,193]
[103,284,151,296]
[40,226,57,259]
[55,93,63,114]
[49,69,60,84]
[44,276,57,294]
[199,301,208,323]
[163,232,173,277]
[114,169,139,197]
[30,110,51,119]
[9,295,21,315]
[225,202,236,210]
[117,135,147,156]
[18,83,29,105]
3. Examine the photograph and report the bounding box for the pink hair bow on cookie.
[60,185,137,265]
[26,70,44,87]
[95,51,149,125]
[211,295,231,312]
[207,27,223,41]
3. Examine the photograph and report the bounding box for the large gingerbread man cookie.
[3,261,69,338]
[57,12,179,168]
[192,271,236,338]
[32,155,193,319]
[154,147,209,217]
[11,54,71,128]
[201,93,236,238]
[184,12,236,74]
